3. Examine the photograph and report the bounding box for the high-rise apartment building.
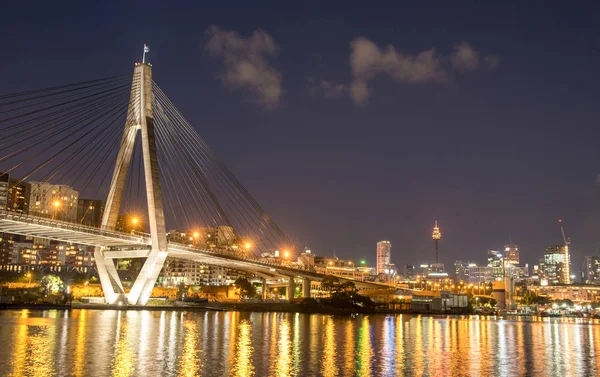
[0,173,31,214]
[161,258,237,286]
[376,241,391,275]
[487,250,505,280]
[542,245,571,285]
[29,182,79,222]
[582,256,600,285]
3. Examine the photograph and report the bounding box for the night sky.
[1,1,599,275]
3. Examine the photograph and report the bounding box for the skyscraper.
[543,245,571,285]
[504,244,520,265]
[582,256,600,285]
[376,241,391,275]
[487,250,505,280]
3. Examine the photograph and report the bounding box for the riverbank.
[1,301,465,315]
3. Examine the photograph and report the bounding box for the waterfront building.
[314,256,364,281]
[376,241,391,275]
[582,256,600,285]
[541,245,571,285]
[160,258,237,286]
[29,182,79,222]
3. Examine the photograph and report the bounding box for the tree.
[321,275,339,291]
[320,276,356,294]
[519,290,538,306]
[177,282,187,300]
[40,275,64,296]
[532,296,552,306]
[234,277,256,299]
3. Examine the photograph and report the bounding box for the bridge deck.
[0,210,390,287]
[0,210,150,247]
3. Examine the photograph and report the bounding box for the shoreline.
[1,302,462,315]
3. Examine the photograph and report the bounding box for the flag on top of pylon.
[144,45,150,53]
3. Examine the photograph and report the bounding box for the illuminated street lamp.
[26,272,32,284]
[245,242,252,250]
[283,250,290,259]
[53,200,61,219]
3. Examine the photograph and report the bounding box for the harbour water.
[0,309,598,376]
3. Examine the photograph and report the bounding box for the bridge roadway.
[0,210,388,289]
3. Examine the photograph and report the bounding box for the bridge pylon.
[95,57,168,305]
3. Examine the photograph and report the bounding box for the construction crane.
[558,219,571,247]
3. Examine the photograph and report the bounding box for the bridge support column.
[287,278,295,301]
[302,279,311,298]
[262,278,268,300]
[96,56,168,306]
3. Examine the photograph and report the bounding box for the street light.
[283,250,290,259]
[26,272,31,284]
[53,200,61,219]
[245,242,252,250]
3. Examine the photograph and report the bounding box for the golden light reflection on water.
[5,311,600,376]
[111,319,136,377]
[321,316,338,377]
[272,318,293,377]
[395,315,404,377]
[9,323,28,377]
[356,316,373,377]
[413,316,424,376]
[178,320,201,377]
[343,318,355,377]
[73,309,87,377]
[28,324,55,377]
[231,319,254,377]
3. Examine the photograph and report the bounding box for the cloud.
[308,78,346,98]
[451,42,480,71]
[349,37,446,104]
[205,26,282,109]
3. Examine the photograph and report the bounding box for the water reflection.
[272,318,293,377]
[73,309,87,377]
[178,320,201,377]
[356,316,373,377]
[231,319,254,377]
[321,316,337,377]
[0,311,600,376]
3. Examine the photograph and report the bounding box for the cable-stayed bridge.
[0,53,382,305]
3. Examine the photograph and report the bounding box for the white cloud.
[349,37,446,104]
[451,42,480,71]
[205,26,282,109]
